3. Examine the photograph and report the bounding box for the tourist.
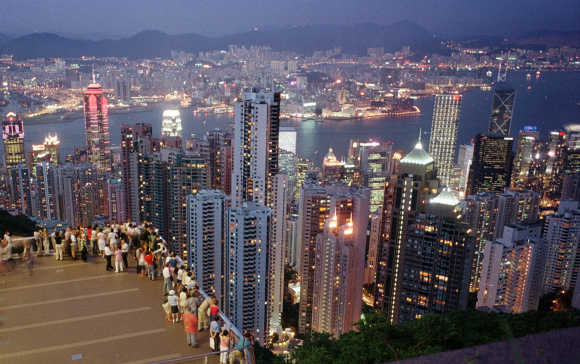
[114,246,123,273]
[198,296,212,331]
[70,229,77,261]
[135,246,144,276]
[210,316,221,351]
[54,230,64,261]
[230,331,252,364]
[42,228,50,256]
[161,295,171,323]
[162,263,172,295]
[179,287,188,314]
[121,238,129,269]
[145,249,155,280]
[209,296,220,322]
[168,290,179,323]
[97,228,106,256]
[33,229,41,254]
[183,307,198,348]
[104,243,113,271]
[0,238,13,272]
[219,329,231,364]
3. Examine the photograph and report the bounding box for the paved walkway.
[0,255,215,364]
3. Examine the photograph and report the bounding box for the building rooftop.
[400,140,434,166]
[430,189,460,206]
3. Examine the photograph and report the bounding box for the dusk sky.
[1,0,579,38]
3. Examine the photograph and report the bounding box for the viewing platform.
[0,255,240,364]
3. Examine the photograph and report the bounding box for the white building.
[225,202,271,343]
[161,109,183,138]
[268,174,288,331]
[279,126,297,155]
[429,94,462,186]
[232,90,280,208]
[186,190,226,300]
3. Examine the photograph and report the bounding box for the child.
[114,247,124,273]
[161,295,171,322]
[168,290,179,323]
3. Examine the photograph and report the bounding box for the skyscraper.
[311,187,369,336]
[232,89,281,207]
[2,112,26,169]
[268,174,288,331]
[32,162,60,221]
[187,190,226,301]
[396,190,474,322]
[161,109,183,138]
[429,94,462,186]
[224,202,271,343]
[542,200,580,295]
[467,134,514,195]
[83,80,111,173]
[511,127,539,190]
[489,82,515,137]
[373,134,439,321]
[8,166,32,216]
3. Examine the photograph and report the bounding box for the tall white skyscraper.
[268,174,288,331]
[161,109,183,138]
[429,94,462,186]
[232,89,281,207]
[224,202,271,343]
[187,190,226,301]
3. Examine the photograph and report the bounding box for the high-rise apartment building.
[83,81,111,173]
[477,223,544,313]
[311,187,369,336]
[32,162,60,221]
[297,179,330,335]
[2,112,26,169]
[224,202,271,343]
[467,134,514,195]
[187,190,226,301]
[542,200,580,295]
[396,190,474,322]
[8,166,32,216]
[429,94,462,186]
[268,174,288,331]
[279,126,297,154]
[232,89,280,207]
[489,82,515,137]
[511,127,539,190]
[161,109,182,138]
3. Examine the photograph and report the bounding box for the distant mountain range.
[0,23,578,60]
[0,21,442,59]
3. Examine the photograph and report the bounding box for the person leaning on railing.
[229,331,253,364]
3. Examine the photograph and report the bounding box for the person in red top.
[144,250,155,280]
[182,307,198,348]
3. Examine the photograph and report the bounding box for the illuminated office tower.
[311,187,369,336]
[489,82,515,137]
[107,176,124,224]
[364,211,382,285]
[32,162,60,221]
[187,190,226,301]
[207,129,225,190]
[279,126,297,154]
[565,124,580,174]
[121,123,153,223]
[2,112,26,169]
[360,141,394,212]
[542,200,580,295]
[511,127,539,189]
[373,134,439,321]
[220,132,233,196]
[467,134,514,195]
[268,174,288,331]
[477,223,544,313]
[30,134,60,170]
[161,109,182,138]
[232,89,280,207]
[322,148,345,183]
[429,94,462,186]
[9,166,32,216]
[224,202,271,343]
[396,190,474,322]
[541,131,567,201]
[297,179,331,335]
[279,150,297,202]
[83,80,111,173]
[285,214,299,267]
[295,157,313,201]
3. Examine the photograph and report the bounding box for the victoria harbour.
[20,71,580,164]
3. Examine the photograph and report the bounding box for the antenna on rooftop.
[92,65,96,84]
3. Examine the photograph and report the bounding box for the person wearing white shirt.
[162,264,172,295]
[121,240,129,268]
[104,245,113,271]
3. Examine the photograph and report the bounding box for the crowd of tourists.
[1,223,254,364]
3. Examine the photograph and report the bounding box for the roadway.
[0,255,215,364]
